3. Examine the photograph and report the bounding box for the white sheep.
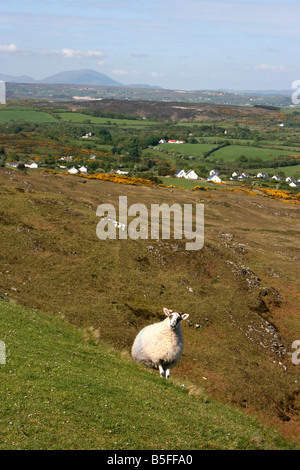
[131,307,189,378]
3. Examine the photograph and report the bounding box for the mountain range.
[0,69,161,89]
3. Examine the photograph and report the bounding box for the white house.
[175,169,187,178]
[25,162,38,169]
[242,172,250,178]
[116,169,129,175]
[286,176,296,183]
[272,175,282,181]
[6,162,19,168]
[210,169,220,176]
[289,181,300,188]
[60,156,73,162]
[159,139,167,144]
[232,171,240,178]
[82,132,92,139]
[257,172,268,179]
[185,169,199,180]
[207,174,222,183]
[68,167,79,174]
[79,165,88,173]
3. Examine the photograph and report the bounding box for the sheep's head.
[163,308,189,330]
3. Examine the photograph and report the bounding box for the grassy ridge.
[0,299,296,450]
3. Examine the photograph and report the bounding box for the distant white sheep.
[131,307,189,378]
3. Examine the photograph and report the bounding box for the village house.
[185,169,199,180]
[209,169,220,177]
[25,162,38,169]
[68,167,79,174]
[79,165,88,173]
[286,176,296,183]
[272,175,282,181]
[207,174,222,183]
[289,181,300,188]
[116,169,129,175]
[257,172,269,179]
[175,169,187,178]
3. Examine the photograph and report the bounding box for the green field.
[160,177,219,189]
[211,144,294,162]
[160,142,216,156]
[251,164,300,178]
[0,107,57,123]
[57,112,157,127]
[0,299,296,450]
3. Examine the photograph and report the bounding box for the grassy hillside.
[0,168,299,447]
[0,299,296,450]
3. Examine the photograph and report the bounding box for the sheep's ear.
[163,308,171,317]
[181,314,189,321]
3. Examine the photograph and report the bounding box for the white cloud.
[255,64,290,72]
[0,44,19,53]
[112,69,129,75]
[150,71,164,77]
[51,48,105,59]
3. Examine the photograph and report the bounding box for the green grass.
[160,142,216,156]
[160,177,219,189]
[210,145,294,161]
[0,299,296,450]
[57,112,157,127]
[0,107,57,123]
[250,164,300,178]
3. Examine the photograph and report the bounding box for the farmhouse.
[257,172,269,179]
[6,162,19,168]
[25,162,38,169]
[207,174,222,183]
[210,169,220,176]
[68,167,79,174]
[289,181,300,188]
[175,169,187,178]
[116,169,129,175]
[286,176,296,183]
[168,140,186,144]
[79,165,88,173]
[272,175,282,181]
[185,169,199,180]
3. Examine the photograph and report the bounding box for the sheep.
[131,307,189,378]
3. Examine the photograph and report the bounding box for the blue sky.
[0,0,300,90]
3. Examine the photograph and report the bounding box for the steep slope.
[0,168,299,443]
[0,299,297,450]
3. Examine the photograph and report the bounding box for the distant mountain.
[0,73,36,83]
[41,69,123,87]
[0,69,163,89]
[126,83,163,90]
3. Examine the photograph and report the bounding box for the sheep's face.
[163,308,189,330]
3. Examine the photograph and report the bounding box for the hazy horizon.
[0,1,300,91]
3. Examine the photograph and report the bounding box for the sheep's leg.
[165,368,170,379]
[158,364,165,378]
